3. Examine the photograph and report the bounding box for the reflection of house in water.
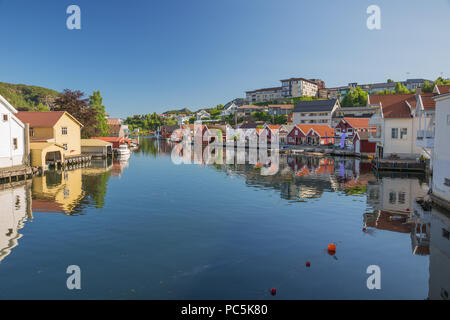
[365,175,430,254]
[32,169,85,214]
[0,182,32,262]
[111,156,130,177]
[427,209,450,300]
[31,159,113,214]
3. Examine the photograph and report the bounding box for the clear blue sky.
[0,0,449,117]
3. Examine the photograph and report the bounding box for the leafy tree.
[37,103,50,111]
[273,115,287,125]
[387,79,394,83]
[54,89,99,138]
[421,81,434,93]
[434,77,450,86]
[89,91,109,136]
[341,87,368,107]
[394,82,410,94]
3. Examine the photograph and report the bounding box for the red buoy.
[306,261,311,267]
[270,288,277,296]
[362,227,367,232]
[327,243,336,252]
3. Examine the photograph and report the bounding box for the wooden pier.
[0,165,33,185]
[371,159,426,172]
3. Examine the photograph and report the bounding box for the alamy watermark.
[366,265,381,290]
[366,5,381,30]
[66,265,81,290]
[66,5,81,30]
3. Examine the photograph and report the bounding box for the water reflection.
[0,138,448,299]
[0,182,32,262]
[31,158,118,215]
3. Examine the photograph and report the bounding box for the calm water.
[0,138,449,299]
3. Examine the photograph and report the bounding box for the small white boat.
[116,144,131,156]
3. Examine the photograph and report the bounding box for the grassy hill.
[164,107,192,115]
[0,81,60,110]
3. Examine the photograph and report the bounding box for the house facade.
[287,124,334,145]
[431,92,450,208]
[293,99,340,126]
[368,94,422,159]
[267,104,294,116]
[16,111,83,158]
[0,94,27,168]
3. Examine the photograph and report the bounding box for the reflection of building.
[0,182,32,262]
[32,169,85,214]
[365,175,430,254]
[427,208,450,300]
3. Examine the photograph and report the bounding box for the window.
[391,128,399,139]
[63,144,68,150]
[389,191,396,204]
[13,138,18,150]
[398,192,406,204]
[400,128,407,139]
[3,114,8,121]
[30,128,34,137]
[62,127,68,135]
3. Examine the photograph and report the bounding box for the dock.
[0,165,33,185]
[371,159,426,172]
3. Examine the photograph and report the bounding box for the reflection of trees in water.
[80,170,112,209]
[133,137,160,157]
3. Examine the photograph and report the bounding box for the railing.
[416,130,434,140]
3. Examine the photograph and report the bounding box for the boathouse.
[353,132,376,156]
[91,137,130,149]
[81,139,113,158]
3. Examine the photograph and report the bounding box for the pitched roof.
[293,99,338,113]
[107,118,121,125]
[294,124,334,137]
[368,94,414,118]
[418,93,436,110]
[268,104,294,109]
[246,87,282,94]
[16,111,83,127]
[343,117,370,129]
[435,85,450,95]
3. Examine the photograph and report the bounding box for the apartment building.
[245,87,282,103]
[281,78,318,98]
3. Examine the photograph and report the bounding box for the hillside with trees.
[0,81,59,110]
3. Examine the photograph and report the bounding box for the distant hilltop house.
[246,77,324,103]
[220,102,238,117]
[107,118,129,137]
[0,94,28,169]
[196,110,210,120]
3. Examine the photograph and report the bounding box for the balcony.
[416,130,434,149]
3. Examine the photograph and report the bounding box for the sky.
[0,0,449,118]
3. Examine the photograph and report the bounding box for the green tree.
[387,79,394,83]
[37,103,50,111]
[54,89,99,138]
[394,82,410,94]
[341,87,368,107]
[421,81,434,93]
[89,91,110,136]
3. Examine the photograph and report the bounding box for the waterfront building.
[16,111,83,168]
[287,124,334,145]
[293,98,340,126]
[81,139,113,158]
[107,118,128,137]
[0,94,28,169]
[368,94,422,159]
[353,132,376,155]
[431,92,450,209]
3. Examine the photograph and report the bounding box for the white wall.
[0,184,30,262]
[432,95,450,202]
[0,97,26,168]
[383,118,421,159]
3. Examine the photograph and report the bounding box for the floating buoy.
[270,288,277,296]
[306,261,311,267]
[362,227,367,232]
[327,243,336,252]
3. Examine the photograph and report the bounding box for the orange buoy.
[327,243,336,252]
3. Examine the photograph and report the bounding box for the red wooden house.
[287,125,307,145]
[287,125,334,145]
[353,131,376,155]
[334,117,372,140]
